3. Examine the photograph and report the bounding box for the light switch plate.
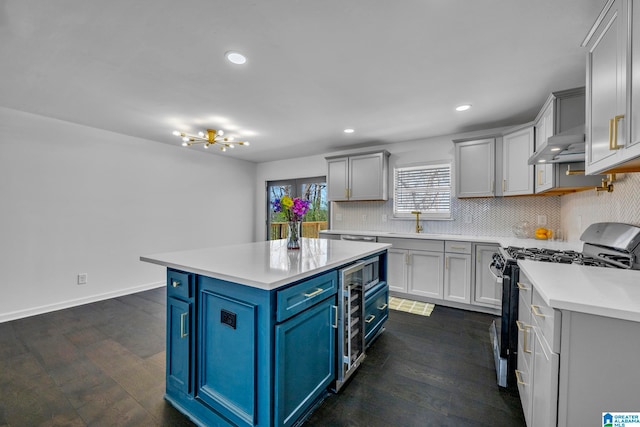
[537,215,547,226]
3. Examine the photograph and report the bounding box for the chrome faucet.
[411,211,423,233]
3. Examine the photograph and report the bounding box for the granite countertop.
[141,238,391,290]
[320,229,583,251]
[518,260,640,323]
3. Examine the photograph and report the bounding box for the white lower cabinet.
[379,237,497,313]
[444,241,472,304]
[408,250,445,299]
[386,248,409,293]
[472,244,501,308]
[517,268,640,427]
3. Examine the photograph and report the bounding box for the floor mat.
[389,297,435,317]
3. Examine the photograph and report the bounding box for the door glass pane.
[300,182,328,238]
[266,178,328,240]
[268,184,293,240]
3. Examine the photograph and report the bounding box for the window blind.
[393,163,451,218]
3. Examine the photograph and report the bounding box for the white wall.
[0,107,256,321]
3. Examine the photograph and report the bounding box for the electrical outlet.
[382,214,388,222]
[464,214,472,224]
[362,214,367,222]
[537,215,547,226]
[77,273,88,285]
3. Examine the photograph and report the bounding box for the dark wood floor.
[0,288,525,427]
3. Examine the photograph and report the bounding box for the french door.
[266,177,328,240]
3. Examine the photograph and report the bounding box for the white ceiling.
[0,0,604,163]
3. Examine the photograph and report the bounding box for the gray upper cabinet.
[531,87,602,194]
[326,151,390,201]
[454,138,496,198]
[502,126,534,196]
[534,101,555,193]
[584,0,640,174]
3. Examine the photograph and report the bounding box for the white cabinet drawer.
[445,241,472,254]
[531,287,561,353]
[377,237,444,252]
[516,274,533,307]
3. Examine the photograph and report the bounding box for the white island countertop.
[141,238,391,291]
[518,260,640,323]
[320,229,583,251]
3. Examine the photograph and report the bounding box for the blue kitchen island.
[141,238,390,427]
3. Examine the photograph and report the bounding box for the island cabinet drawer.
[445,241,472,254]
[276,271,338,322]
[364,282,389,345]
[531,287,561,353]
[167,270,192,300]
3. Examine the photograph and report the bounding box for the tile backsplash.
[561,173,640,241]
[331,196,561,238]
[332,173,640,241]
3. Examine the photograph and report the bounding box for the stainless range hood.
[527,125,586,165]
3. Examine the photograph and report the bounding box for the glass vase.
[287,220,302,250]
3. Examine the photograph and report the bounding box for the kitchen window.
[393,163,451,219]
[266,177,328,240]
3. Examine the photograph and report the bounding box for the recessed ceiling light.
[225,51,247,65]
[344,128,354,133]
[538,159,547,163]
[550,147,561,152]
[455,104,472,112]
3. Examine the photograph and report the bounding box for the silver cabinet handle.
[172,280,181,288]
[180,312,188,338]
[332,305,338,328]
[365,314,376,323]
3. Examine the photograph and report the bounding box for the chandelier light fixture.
[172,129,250,152]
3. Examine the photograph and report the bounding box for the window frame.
[392,161,452,220]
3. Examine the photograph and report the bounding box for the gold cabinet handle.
[515,370,527,385]
[531,304,545,318]
[180,312,188,338]
[172,280,181,288]
[450,245,466,250]
[365,314,376,323]
[516,320,531,354]
[445,257,449,270]
[611,115,625,150]
[502,179,506,192]
[516,282,529,290]
[378,303,388,310]
[537,169,543,186]
[304,288,323,298]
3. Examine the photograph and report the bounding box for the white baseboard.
[0,281,165,323]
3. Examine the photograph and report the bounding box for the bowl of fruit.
[535,228,552,240]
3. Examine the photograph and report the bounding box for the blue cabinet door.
[197,290,258,427]
[275,297,335,427]
[167,297,191,394]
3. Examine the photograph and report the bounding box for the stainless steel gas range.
[489,222,640,387]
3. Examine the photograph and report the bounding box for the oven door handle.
[488,264,504,283]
